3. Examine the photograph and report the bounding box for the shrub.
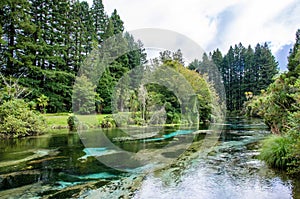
[101,116,116,128]
[259,135,292,169]
[0,99,46,138]
[287,140,300,175]
[67,114,79,131]
[133,116,144,126]
[27,101,37,110]
[172,112,181,124]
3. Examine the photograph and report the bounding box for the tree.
[0,0,137,115]
[211,49,223,70]
[0,0,36,76]
[96,69,113,113]
[287,29,300,77]
[188,59,200,70]
[91,0,107,43]
[209,43,278,112]
[36,94,48,113]
[159,50,172,63]
[72,75,98,114]
[245,29,300,175]
[243,45,255,94]
[254,43,278,93]
[110,9,124,35]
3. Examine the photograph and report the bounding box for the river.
[0,117,299,198]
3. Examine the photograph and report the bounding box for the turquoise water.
[0,118,299,198]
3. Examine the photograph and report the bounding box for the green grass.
[43,113,110,128]
[259,135,292,169]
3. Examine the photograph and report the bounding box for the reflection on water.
[134,118,299,199]
[0,118,299,198]
[134,172,293,199]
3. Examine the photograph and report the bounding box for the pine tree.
[244,45,255,93]
[287,29,300,78]
[215,43,277,111]
[110,9,124,35]
[254,43,278,94]
[188,59,200,70]
[0,0,36,76]
[211,48,225,101]
[0,24,5,70]
[91,0,107,43]
[211,49,223,71]
[222,46,235,111]
[102,17,114,40]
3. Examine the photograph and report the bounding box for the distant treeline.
[189,43,278,111]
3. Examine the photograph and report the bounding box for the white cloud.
[86,0,300,67]
[212,0,297,53]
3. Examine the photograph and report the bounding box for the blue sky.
[87,0,300,70]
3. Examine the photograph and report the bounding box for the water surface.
[0,118,299,198]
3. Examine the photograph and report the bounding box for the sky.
[87,0,300,70]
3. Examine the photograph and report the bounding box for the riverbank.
[0,118,299,198]
[44,113,109,129]
[44,113,183,130]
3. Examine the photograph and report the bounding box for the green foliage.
[120,57,215,125]
[110,9,124,35]
[0,99,46,138]
[287,140,300,175]
[245,77,293,134]
[176,61,213,123]
[259,135,292,169]
[0,0,146,115]
[286,110,300,175]
[67,114,79,131]
[27,101,36,110]
[72,75,99,115]
[101,115,116,128]
[37,94,49,114]
[287,29,300,74]
[195,43,278,112]
[247,29,300,175]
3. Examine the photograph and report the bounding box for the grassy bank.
[44,113,110,129]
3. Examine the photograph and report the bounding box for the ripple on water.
[134,168,293,199]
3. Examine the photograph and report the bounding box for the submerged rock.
[0,170,41,190]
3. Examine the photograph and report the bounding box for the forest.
[0,0,299,181]
[0,0,146,113]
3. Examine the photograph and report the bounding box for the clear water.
[0,118,299,198]
[134,118,299,199]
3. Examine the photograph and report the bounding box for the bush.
[259,135,292,169]
[287,139,300,175]
[101,116,116,128]
[67,114,79,131]
[0,99,46,138]
[172,112,181,124]
[286,111,300,175]
[133,116,144,126]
